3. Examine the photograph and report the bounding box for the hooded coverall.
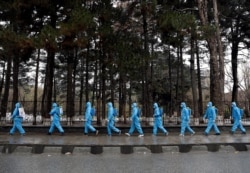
[180,102,195,136]
[153,103,168,135]
[203,102,220,135]
[10,102,25,135]
[48,102,64,134]
[107,102,121,136]
[84,102,97,134]
[231,102,246,134]
[126,103,144,136]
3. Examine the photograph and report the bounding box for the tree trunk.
[0,62,6,100]
[197,0,222,114]
[119,68,127,124]
[1,56,12,118]
[231,40,239,103]
[123,80,127,123]
[110,64,115,103]
[79,54,84,116]
[168,45,174,115]
[41,49,55,119]
[12,54,19,105]
[94,57,100,124]
[85,44,90,102]
[190,36,198,117]
[209,37,221,110]
[230,17,240,103]
[195,40,204,117]
[66,51,74,123]
[101,55,106,120]
[180,46,184,102]
[213,0,225,114]
[142,5,153,118]
[33,49,40,125]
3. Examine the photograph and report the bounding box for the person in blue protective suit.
[230,102,246,134]
[48,102,64,135]
[84,102,99,135]
[179,102,195,136]
[107,102,121,136]
[9,102,26,136]
[203,102,220,136]
[90,105,96,117]
[125,102,144,137]
[153,103,168,136]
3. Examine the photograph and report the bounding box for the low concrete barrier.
[32,145,45,154]
[90,146,103,154]
[0,143,249,154]
[120,146,133,154]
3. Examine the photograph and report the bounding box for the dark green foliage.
[0,0,249,118]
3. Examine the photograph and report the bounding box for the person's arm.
[85,108,91,120]
[131,107,137,119]
[203,109,208,119]
[11,108,18,119]
[108,108,113,121]
[49,108,56,116]
[185,109,189,121]
[153,108,158,117]
[237,108,242,120]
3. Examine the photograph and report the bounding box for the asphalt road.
[0,145,249,173]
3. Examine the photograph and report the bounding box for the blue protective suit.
[90,107,96,116]
[203,102,220,135]
[153,103,168,135]
[231,102,246,134]
[48,103,64,134]
[107,102,120,136]
[127,103,144,136]
[84,102,97,134]
[9,102,25,135]
[180,102,195,136]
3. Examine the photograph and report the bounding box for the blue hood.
[153,103,158,109]
[181,102,186,108]
[232,102,236,107]
[86,102,91,108]
[207,102,212,107]
[132,102,137,108]
[52,102,57,107]
[107,102,112,108]
[15,102,21,108]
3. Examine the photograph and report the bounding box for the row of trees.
[0,0,250,124]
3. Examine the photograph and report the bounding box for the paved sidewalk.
[0,131,249,145]
[0,131,249,154]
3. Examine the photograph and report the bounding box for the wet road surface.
[0,145,249,173]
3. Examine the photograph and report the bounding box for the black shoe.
[242,131,246,135]
[215,133,220,135]
[204,132,208,136]
[60,132,64,136]
[9,133,13,136]
[21,133,25,136]
[47,132,52,135]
